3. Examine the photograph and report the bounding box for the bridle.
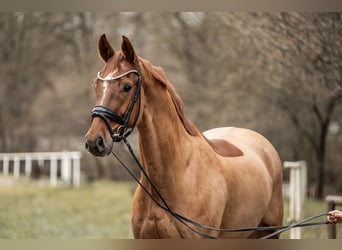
[91,66,142,141]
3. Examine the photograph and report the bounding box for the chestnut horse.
[85,35,283,238]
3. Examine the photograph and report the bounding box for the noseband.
[91,66,142,141]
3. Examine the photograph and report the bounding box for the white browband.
[97,70,138,81]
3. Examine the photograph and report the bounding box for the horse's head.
[85,35,143,156]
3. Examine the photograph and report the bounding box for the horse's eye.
[123,84,132,93]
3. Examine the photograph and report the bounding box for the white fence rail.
[283,160,307,239]
[0,151,81,187]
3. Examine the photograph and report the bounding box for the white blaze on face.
[100,68,119,105]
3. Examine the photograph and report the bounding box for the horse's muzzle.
[85,134,113,156]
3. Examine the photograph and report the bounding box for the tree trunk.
[314,95,339,199]
[0,107,8,151]
[316,122,328,199]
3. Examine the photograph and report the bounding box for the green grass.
[0,179,340,239]
[0,181,133,239]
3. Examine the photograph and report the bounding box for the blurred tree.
[113,13,342,197]
[220,12,342,198]
[0,12,96,152]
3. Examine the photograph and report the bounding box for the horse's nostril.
[95,135,105,153]
[96,136,103,146]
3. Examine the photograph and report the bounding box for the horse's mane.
[139,58,200,137]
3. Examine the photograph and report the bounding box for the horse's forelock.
[101,52,125,75]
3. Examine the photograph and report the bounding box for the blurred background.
[0,12,341,238]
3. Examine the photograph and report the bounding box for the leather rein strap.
[113,137,330,239]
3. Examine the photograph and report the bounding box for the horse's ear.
[98,34,114,62]
[121,35,137,64]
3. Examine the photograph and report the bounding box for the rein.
[91,67,142,141]
[111,136,330,239]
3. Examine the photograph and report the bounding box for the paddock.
[0,154,337,238]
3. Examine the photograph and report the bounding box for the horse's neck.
[137,83,194,185]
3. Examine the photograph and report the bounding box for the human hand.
[327,210,342,224]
